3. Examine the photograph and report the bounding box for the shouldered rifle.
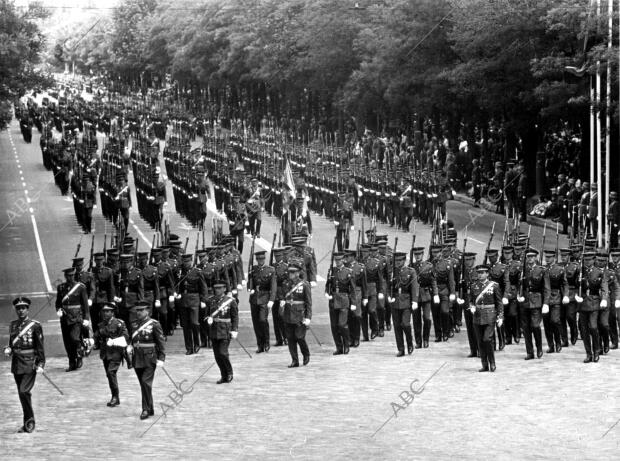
[540,222,547,264]
[409,224,416,267]
[247,235,256,292]
[183,231,190,254]
[193,232,199,265]
[149,233,157,264]
[361,218,365,245]
[134,240,139,265]
[458,227,468,300]
[103,233,107,261]
[390,237,398,299]
[88,233,95,271]
[269,232,277,266]
[74,235,83,258]
[483,221,496,265]
[202,227,206,250]
[555,222,560,259]
[325,236,337,295]
[518,225,532,298]
[577,236,587,298]
[502,215,508,248]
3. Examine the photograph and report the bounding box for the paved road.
[4,121,617,460]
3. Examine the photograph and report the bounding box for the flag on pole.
[281,158,295,210]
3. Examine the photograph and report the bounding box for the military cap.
[494,161,503,168]
[122,243,134,253]
[374,234,388,243]
[333,252,345,260]
[254,250,267,258]
[543,249,556,256]
[430,245,442,252]
[596,251,609,259]
[169,233,180,241]
[151,248,162,256]
[107,249,119,258]
[63,267,76,276]
[582,252,596,261]
[100,302,116,311]
[181,254,193,262]
[507,161,515,168]
[13,297,31,308]
[134,301,150,310]
[475,264,490,272]
[137,252,149,259]
[525,248,538,257]
[287,262,302,271]
[591,182,597,189]
[610,250,620,257]
[464,252,477,261]
[370,244,380,251]
[559,248,571,256]
[213,280,227,288]
[568,178,575,184]
[169,240,182,248]
[585,237,597,248]
[232,195,240,200]
[344,250,357,258]
[94,252,105,260]
[393,252,407,262]
[610,191,618,199]
[72,257,84,265]
[412,247,425,255]
[120,254,134,262]
[502,246,514,254]
[159,247,170,256]
[486,249,499,256]
[582,182,590,189]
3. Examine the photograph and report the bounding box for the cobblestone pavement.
[1,331,619,460]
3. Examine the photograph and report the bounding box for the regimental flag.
[282,158,295,210]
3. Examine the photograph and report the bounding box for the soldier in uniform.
[4,297,45,433]
[93,302,129,407]
[362,244,383,341]
[487,249,507,350]
[333,193,354,251]
[575,252,607,362]
[543,249,568,353]
[56,267,90,371]
[152,248,175,336]
[345,249,368,348]
[518,249,550,360]
[325,253,356,355]
[502,246,521,345]
[281,262,312,367]
[114,254,144,331]
[608,191,619,249]
[130,301,166,419]
[245,178,264,238]
[227,195,248,253]
[471,159,481,207]
[248,250,277,353]
[205,280,239,383]
[469,265,504,372]
[388,252,419,356]
[92,252,116,336]
[272,247,290,346]
[412,247,438,348]
[115,175,132,232]
[560,247,580,346]
[179,253,208,355]
[430,245,456,342]
[610,250,620,348]
[457,252,479,357]
[595,252,613,355]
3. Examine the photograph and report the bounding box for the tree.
[0,0,52,129]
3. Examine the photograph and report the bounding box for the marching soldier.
[457,252,479,357]
[345,249,368,348]
[543,249,567,353]
[412,247,437,349]
[469,265,504,372]
[115,175,131,232]
[248,250,277,353]
[56,267,90,372]
[595,252,612,355]
[502,246,521,345]
[93,302,129,407]
[130,301,166,419]
[205,280,239,383]
[227,195,247,253]
[245,178,264,238]
[388,252,419,356]
[608,191,619,249]
[518,249,550,360]
[487,249,507,350]
[179,253,208,355]
[92,252,116,336]
[281,262,312,367]
[114,254,144,331]
[4,297,45,433]
[362,244,383,341]
[430,245,456,342]
[560,247,580,346]
[272,247,290,346]
[333,193,354,251]
[326,252,356,355]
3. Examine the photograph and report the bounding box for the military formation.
[6,85,620,433]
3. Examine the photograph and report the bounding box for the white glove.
[449,294,456,302]
[350,225,354,231]
[325,294,333,300]
[237,284,242,290]
[267,301,274,308]
[362,298,368,306]
[350,304,357,311]
[36,366,44,374]
[231,331,238,339]
[302,318,311,326]
[232,289,238,295]
[517,296,525,303]
[168,295,175,303]
[155,300,161,308]
[93,205,97,209]
[388,297,395,303]
[200,302,206,308]
[562,296,569,305]
[497,318,503,327]
[279,300,285,308]
[600,300,608,309]
[411,302,419,310]
[241,280,247,286]
[575,295,583,303]
[175,293,182,300]
[82,319,90,327]
[4,346,11,356]
[114,296,122,303]
[88,299,93,307]
[106,338,113,346]
[245,221,250,226]
[334,221,340,226]
[502,298,508,306]
[56,310,63,318]
[378,293,384,300]
[457,298,465,305]
[310,281,317,287]
[433,295,440,304]
[470,306,476,314]
[615,300,620,308]
[156,360,164,367]
[249,289,256,295]
[542,304,549,314]
[163,202,168,207]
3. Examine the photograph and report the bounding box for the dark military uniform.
[56,275,90,370]
[179,258,208,354]
[92,254,116,334]
[282,274,312,365]
[273,250,290,346]
[469,270,503,371]
[347,252,368,348]
[249,255,277,352]
[414,253,438,348]
[131,309,166,417]
[389,255,419,356]
[519,256,550,359]
[544,252,567,353]
[578,256,608,362]
[362,249,383,340]
[205,291,239,382]
[94,306,129,403]
[326,258,356,354]
[7,304,45,432]
[432,250,456,341]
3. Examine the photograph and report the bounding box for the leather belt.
[213,318,231,323]
[291,301,305,305]
[134,343,155,348]
[13,349,34,355]
[477,304,495,309]
[65,304,81,309]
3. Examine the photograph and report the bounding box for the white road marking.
[31,214,53,292]
[468,237,484,244]
[129,218,154,249]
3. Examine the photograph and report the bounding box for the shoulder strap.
[131,319,155,339]
[62,282,84,302]
[12,321,36,346]
[285,281,305,298]
[475,281,496,305]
